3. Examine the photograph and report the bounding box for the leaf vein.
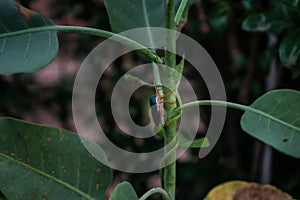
[23,34,31,62]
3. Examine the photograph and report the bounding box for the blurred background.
[1,0,300,199]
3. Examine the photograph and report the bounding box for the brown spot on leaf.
[233,183,293,200]
[16,3,36,21]
[94,168,101,174]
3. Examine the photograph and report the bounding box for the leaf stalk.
[0,25,163,64]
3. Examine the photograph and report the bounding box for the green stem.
[0,25,163,64]
[163,0,177,200]
[176,100,300,132]
[176,100,248,111]
[139,187,170,200]
[174,0,188,25]
[153,62,163,88]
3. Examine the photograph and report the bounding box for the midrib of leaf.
[0,18,8,54]
[142,0,155,46]
[0,153,95,200]
[2,0,32,62]
[0,39,5,53]
[142,0,150,27]
[23,34,31,62]
[141,0,163,89]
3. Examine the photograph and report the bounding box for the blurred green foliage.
[1,0,300,199]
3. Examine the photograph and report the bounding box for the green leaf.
[281,0,300,5]
[242,12,294,32]
[279,28,300,68]
[242,0,256,11]
[178,133,209,148]
[207,1,229,18]
[291,65,300,79]
[210,15,228,34]
[0,0,58,74]
[203,0,229,34]
[280,0,300,10]
[0,118,112,200]
[109,182,139,200]
[241,89,300,158]
[104,0,165,33]
[104,0,197,33]
[271,0,300,25]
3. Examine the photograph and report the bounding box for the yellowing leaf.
[205,181,249,200]
[205,180,293,200]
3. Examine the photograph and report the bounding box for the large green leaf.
[109,182,138,200]
[241,89,300,158]
[104,0,197,33]
[104,0,165,33]
[0,118,112,200]
[242,12,294,32]
[272,0,300,22]
[0,0,58,74]
[280,0,300,6]
[279,28,300,69]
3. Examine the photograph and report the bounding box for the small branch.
[174,0,188,25]
[261,33,278,184]
[139,187,170,200]
[0,25,163,64]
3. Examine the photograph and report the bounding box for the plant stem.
[163,0,177,200]
[176,100,250,111]
[139,187,170,200]
[0,25,163,64]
